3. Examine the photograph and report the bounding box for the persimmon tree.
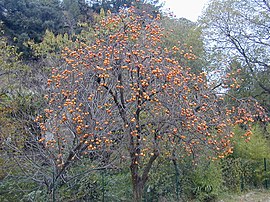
[39,7,267,201]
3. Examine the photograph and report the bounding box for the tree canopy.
[38,7,266,201]
[200,0,270,112]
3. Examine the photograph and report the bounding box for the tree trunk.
[130,158,145,202]
[172,158,181,200]
[130,151,159,202]
[131,174,144,202]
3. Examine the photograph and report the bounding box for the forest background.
[0,0,270,201]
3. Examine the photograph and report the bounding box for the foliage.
[146,159,176,201]
[221,157,247,193]
[200,0,270,112]
[102,169,133,201]
[188,161,223,201]
[0,34,29,92]
[0,35,36,179]
[145,157,224,201]
[222,124,270,192]
[57,168,104,201]
[232,124,270,160]
[61,0,95,34]
[0,31,50,201]
[0,174,46,202]
[28,30,71,58]
[161,17,206,73]
[90,0,163,14]
[1,0,65,56]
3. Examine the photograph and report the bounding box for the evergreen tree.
[0,0,64,55]
[90,0,162,14]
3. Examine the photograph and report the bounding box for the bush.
[147,157,224,201]
[185,161,223,201]
[221,124,270,192]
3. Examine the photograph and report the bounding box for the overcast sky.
[162,0,210,21]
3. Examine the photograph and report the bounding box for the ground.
[219,190,270,202]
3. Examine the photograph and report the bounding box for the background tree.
[200,0,270,112]
[90,0,162,14]
[0,0,64,56]
[40,7,266,201]
[162,17,206,73]
[61,0,95,34]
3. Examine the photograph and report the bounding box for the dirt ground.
[219,191,270,202]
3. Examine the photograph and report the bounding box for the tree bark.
[132,177,144,202]
[130,160,144,202]
[130,151,159,202]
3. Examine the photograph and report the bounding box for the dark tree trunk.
[130,151,159,202]
[132,177,144,202]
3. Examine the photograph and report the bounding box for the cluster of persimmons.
[36,6,267,170]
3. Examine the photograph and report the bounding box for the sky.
[162,0,210,22]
